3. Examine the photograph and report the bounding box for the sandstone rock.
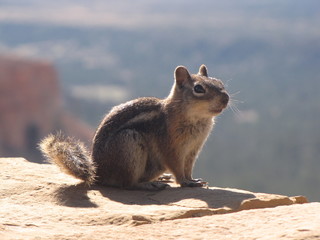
[0,56,94,161]
[1,158,319,240]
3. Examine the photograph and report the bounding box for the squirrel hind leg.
[97,129,150,188]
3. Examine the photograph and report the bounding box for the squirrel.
[39,64,229,190]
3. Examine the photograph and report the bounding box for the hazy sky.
[0,0,319,36]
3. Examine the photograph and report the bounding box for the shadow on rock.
[95,185,256,210]
[51,182,256,211]
[52,183,98,208]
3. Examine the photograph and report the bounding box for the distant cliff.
[0,55,94,162]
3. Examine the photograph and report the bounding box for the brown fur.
[39,65,229,190]
[39,133,96,185]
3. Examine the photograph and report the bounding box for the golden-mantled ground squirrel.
[39,65,229,190]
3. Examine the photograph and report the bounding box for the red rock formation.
[0,55,94,162]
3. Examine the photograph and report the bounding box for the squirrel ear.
[174,66,191,86]
[198,64,208,77]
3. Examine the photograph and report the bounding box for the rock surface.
[1,158,319,240]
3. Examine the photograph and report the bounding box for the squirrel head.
[170,64,229,117]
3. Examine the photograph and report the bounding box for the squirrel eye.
[194,84,206,94]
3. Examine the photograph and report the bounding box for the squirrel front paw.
[180,179,208,187]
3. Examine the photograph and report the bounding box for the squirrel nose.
[220,92,229,106]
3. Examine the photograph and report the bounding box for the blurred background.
[0,0,319,201]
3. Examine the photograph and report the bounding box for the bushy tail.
[39,133,96,185]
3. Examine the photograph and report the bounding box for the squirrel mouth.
[210,103,228,115]
[211,108,224,114]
